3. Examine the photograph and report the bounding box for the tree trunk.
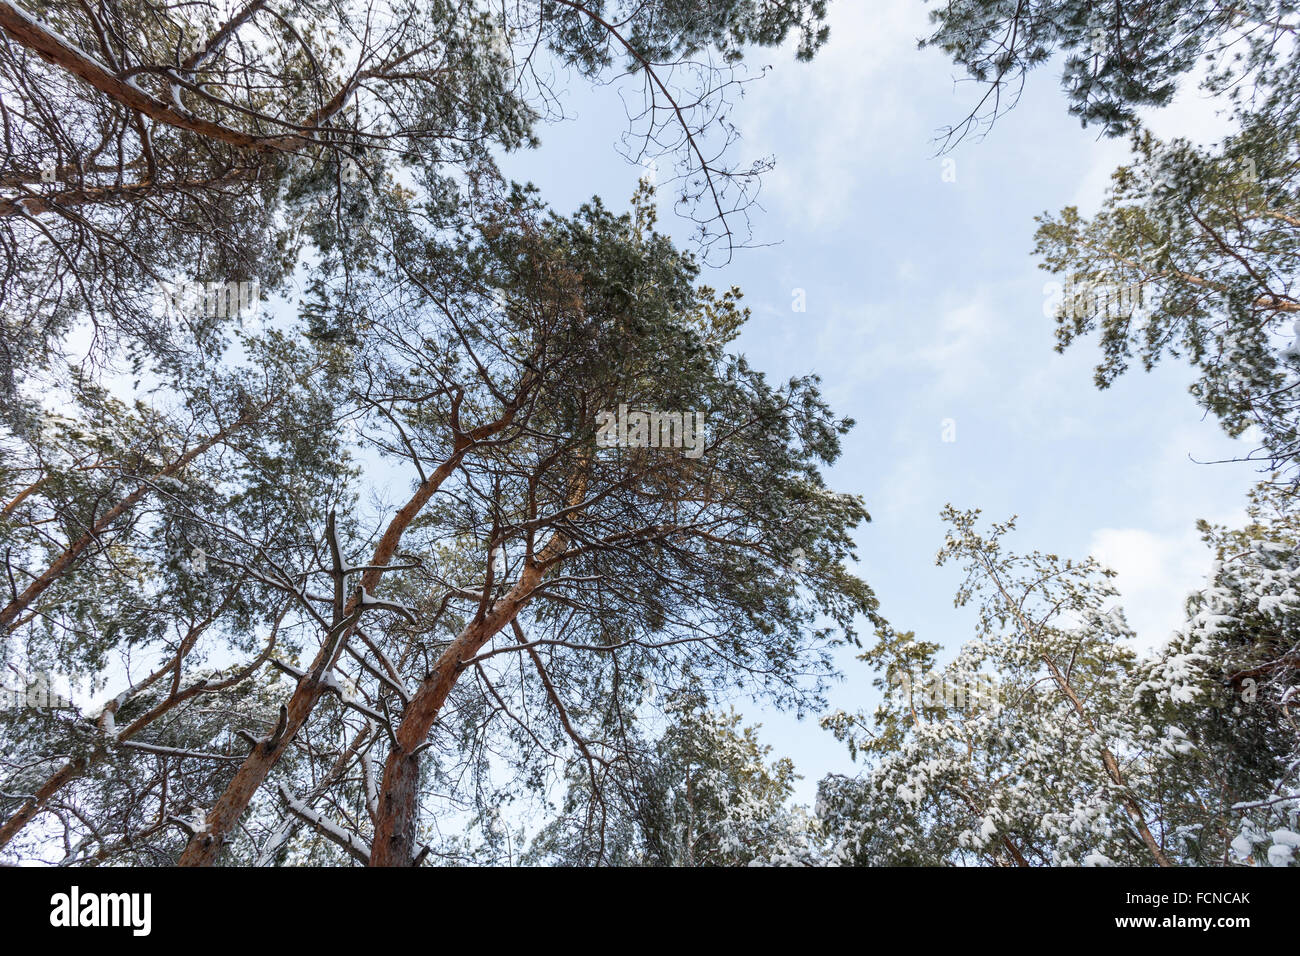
[176,389,537,865]
[368,450,585,866]
[176,679,325,865]
[177,446,476,865]
[369,564,544,865]
[0,1,297,154]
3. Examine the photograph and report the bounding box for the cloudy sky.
[496,1,1259,800]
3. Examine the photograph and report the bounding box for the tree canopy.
[2,0,1298,871]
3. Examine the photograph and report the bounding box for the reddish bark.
[0,1,302,154]
[177,405,529,865]
[369,455,585,866]
[369,564,545,865]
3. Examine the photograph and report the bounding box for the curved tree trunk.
[370,564,545,865]
[370,454,585,866]
[177,432,499,865]
[176,480,440,865]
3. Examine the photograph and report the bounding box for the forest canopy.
[0,0,1296,868]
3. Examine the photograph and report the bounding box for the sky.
[496,1,1262,803]
[16,0,1260,816]
[6,1,1285,869]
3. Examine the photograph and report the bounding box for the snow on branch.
[277,784,371,865]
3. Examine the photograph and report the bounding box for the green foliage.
[819,497,1300,866]
[1035,115,1300,470]
[528,691,817,866]
[1134,482,1300,865]
[923,0,1298,138]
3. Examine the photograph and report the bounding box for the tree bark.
[0,2,295,152]
[0,758,85,850]
[369,452,586,866]
[369,564,546,865]
[176,469,447,865]
[175,404,529,865]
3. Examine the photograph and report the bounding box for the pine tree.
[528,690,818,866]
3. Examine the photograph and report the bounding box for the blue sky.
[498,1,1261,801]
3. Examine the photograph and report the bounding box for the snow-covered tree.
[1135,482,1300,866]
[820,509,1175,866]
[126,186,874,867]
[0,330,351,860]
[0,0,832,398]
[922,0,1300,473]
[528,691,821,866]
[820,494,1300,867]
[0,2,854,868]
[922,0,1299,142]
[1034,115,1300,474]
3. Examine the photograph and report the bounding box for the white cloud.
[916,298,1000,378]
[1088,526,1210,651]
[737,1,937,228]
